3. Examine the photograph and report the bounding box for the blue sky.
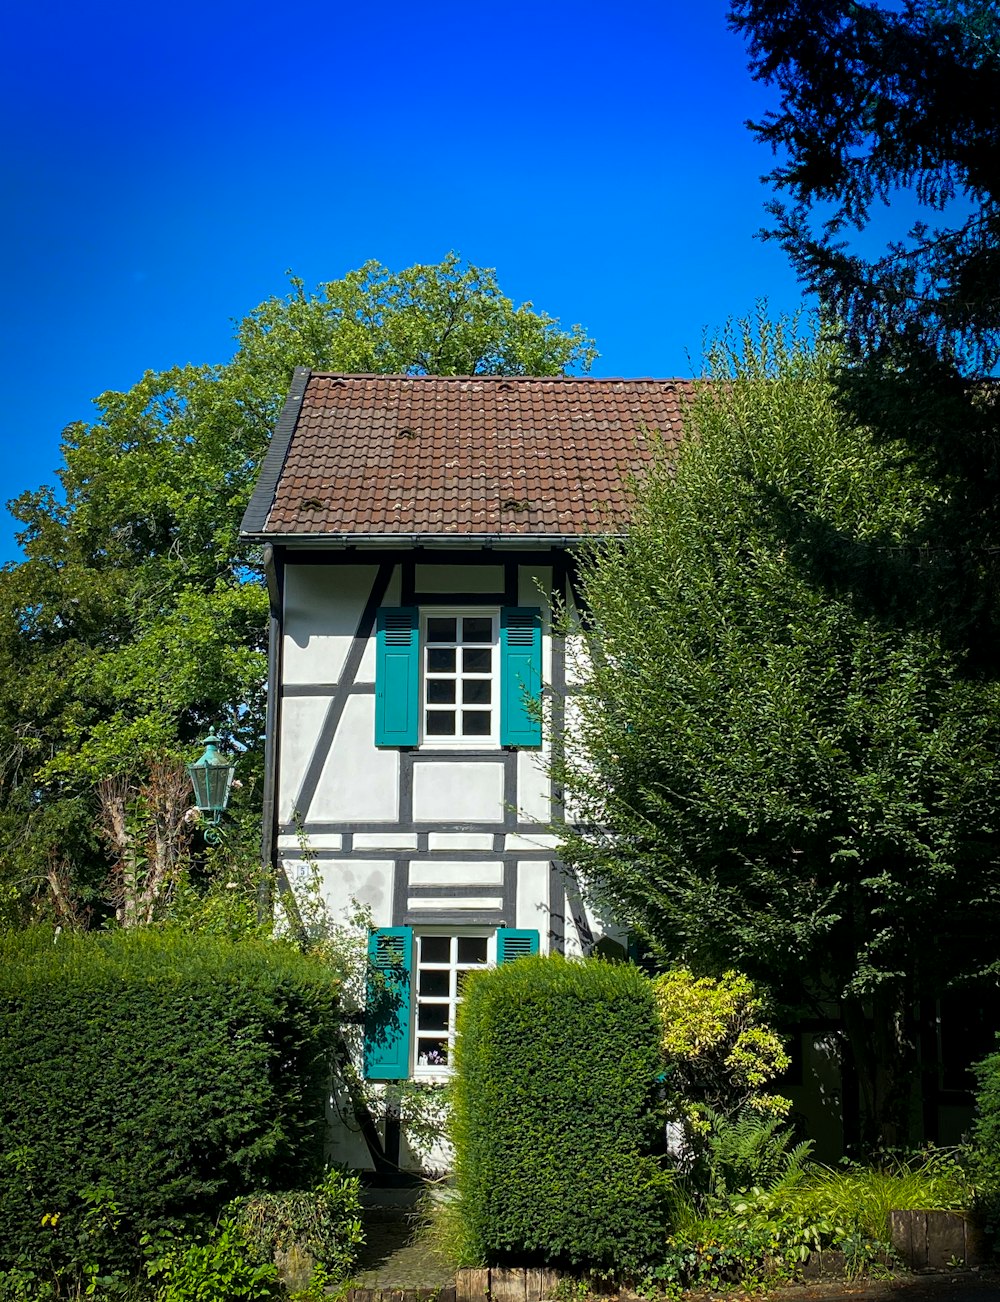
[0,0,808,564]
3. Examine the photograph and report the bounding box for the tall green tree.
[556,318,1000,1148]
[730,3,1000,662]
[0,255,596,925]
[730,0,1000,375]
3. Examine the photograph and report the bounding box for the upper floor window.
[423,612,497,744]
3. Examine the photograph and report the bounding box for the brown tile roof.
[241,370,693,542]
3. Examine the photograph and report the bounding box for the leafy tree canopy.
[730,0,1000,375]
[0,254,595,924]
[557,317,1000,1146]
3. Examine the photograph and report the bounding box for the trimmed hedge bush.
[452,954,669,1275]
[972,1044,1000,1230]
[0,927,341,1281]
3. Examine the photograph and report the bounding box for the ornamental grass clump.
[451,954,670,1277]
[779,1151,970,1243]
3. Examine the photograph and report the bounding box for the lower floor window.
[414,931,490,1073]
[364,925,540,1081]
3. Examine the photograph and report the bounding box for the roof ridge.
[309,372,695,384]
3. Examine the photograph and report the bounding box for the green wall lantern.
[186,731,236,841]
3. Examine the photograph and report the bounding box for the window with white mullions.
[414,933,490,1072]
[423,612,496,742]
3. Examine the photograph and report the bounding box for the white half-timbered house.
[240,369,689,1168]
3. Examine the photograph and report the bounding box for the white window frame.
[420,608,499,748]
[411,927,496,1078]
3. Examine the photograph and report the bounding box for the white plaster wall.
[565,631,590,689]
[563,891,586,958]
[409,861,504,886]
[415,564,503,593]
[560,695,589,824]
[412,761,505,823]
[516,749,551,825]
[517,565,553,609]
[278,697,329,823]
[277,833,342,851]
[310,694,400,822]
[560,880,627,958]
[283,564,389,686]
[398,1089,453,1174]
[427,832,495,851]
[516,859,551,943]
[359,564,400,681]
[563,586,589,689]
[505,833,560,851]
[289,856,395,927]
[326,1078,376,1171]
[353,832,418,850]
[407,895,503,912]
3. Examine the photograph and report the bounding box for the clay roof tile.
[245,372,693,540]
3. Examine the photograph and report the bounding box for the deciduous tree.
[0,255,595,924]
[557,318,1000,1148]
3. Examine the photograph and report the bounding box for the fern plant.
[697,1105,813,1199]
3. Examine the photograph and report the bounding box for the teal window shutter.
[500,607,542,747]
[496,928,540,962]
[364,927,413,1079]
[375,608,419,746]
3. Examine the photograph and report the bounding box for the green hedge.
[451,954,669,1275]
[0,928,340,1280]
[972,1044,1000,1225]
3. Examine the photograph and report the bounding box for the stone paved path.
[350,1202,456,1291]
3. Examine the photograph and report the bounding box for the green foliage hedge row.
[0,928,340,1280]
[972,1046,1000,1223]
[452,955,669,1275]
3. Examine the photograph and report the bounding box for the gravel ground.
[713,1268,1000,1302]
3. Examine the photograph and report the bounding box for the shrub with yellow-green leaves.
[654,968,791,1126]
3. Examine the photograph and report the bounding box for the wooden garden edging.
[346,1290,457,1302]
[456,1268,565,1302]
[889,1210,986,1270]
[347,1268,565,1302]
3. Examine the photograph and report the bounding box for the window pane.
[463,679,491,705]
[457,936,488,964]
[416,1038,449,1067]
[427,647,456,673]
[463,647,491,673]
[462,710,491,736]
[427,680,456,704]
[419,969,450,996]
[426,710,455,735]
[421,936,450,963]
[427,617,457,643]
[462,617,492,643]
[417,1004,450,1031]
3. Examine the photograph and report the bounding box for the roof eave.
[238,530,621,549]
